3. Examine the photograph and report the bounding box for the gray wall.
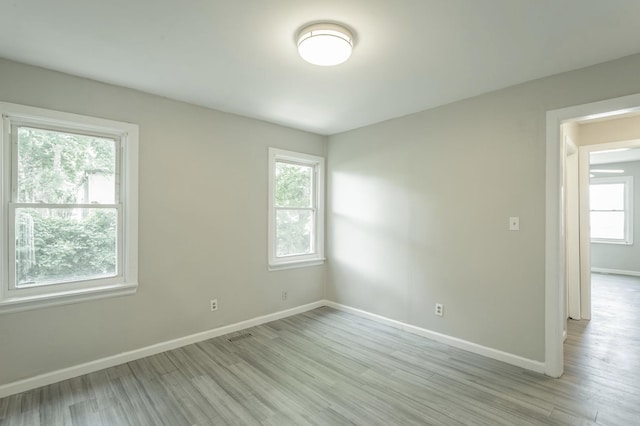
[0,58,326,386]
[591,160,640,274]
[326,53,640,362]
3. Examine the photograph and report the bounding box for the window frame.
[0,102,138,314]
[589,176,633,245]
[268,148,325,270]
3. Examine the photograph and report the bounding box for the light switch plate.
[509,217,520,231]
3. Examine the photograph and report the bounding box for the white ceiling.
[2,0,640,135]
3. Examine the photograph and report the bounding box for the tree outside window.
[15,126,119,287]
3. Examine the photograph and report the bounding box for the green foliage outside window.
[275,162,314,257]
[15,126,118,286]
[17,209,117,285]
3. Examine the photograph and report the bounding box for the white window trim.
[0,102,138,314]
[268,148,325,271]
[590,176,633,245]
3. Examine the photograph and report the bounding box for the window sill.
[0,282,138,315]
[591,240,633,245]
[268,258,326,271]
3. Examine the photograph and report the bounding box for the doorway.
[565,134,640,325]
[545,93,640,377]
[564,140,640,383]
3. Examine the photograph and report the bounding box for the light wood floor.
[1,274,639,425]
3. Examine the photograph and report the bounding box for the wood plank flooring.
[1,273,639,425]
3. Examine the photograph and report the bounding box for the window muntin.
[590,176,633,244]
[268,148,324,270]
[1,102,138,314]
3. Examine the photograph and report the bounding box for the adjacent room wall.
[589,160,640,275]
[0,58,326,386]
[326,53,640,362]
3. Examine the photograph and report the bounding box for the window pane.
[16,208,118,287]
[17,126,116,204]
[591,211,624,240]
[275,162,312,208]
[590,183,624,211]
[276,209,313,257]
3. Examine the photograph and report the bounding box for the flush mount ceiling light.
[297,23,354,66]
[590,169,625,173]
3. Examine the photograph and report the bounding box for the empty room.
[1,1,640,425]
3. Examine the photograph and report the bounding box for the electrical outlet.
[435,303,444,317]
[281,291,288,301]
[210,299,218,311]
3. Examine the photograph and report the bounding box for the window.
[590,176,633,244]
[1,102,138,313]
[268,148,325,270]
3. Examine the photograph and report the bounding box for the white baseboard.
[324,300,546,374]
[591,267,640,277]
[0,300,324,399]
[1,298,548,399]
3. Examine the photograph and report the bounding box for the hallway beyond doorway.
[564,272,640,422]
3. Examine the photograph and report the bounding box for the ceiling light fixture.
[297,23,353,66]
[593,148,630,154]
[581,108,636,121]
[590,169,625,173]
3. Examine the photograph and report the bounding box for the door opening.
[545,93,640,377]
